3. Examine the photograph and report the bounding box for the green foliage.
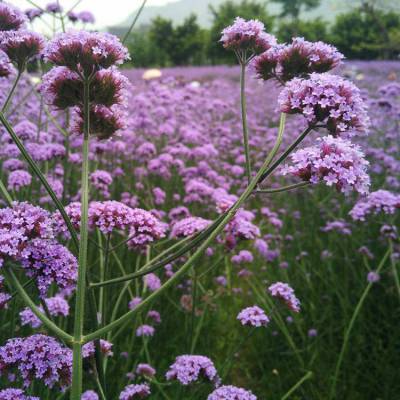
[276,18,329,43]
[271,0,321,19]
[208,0,274,64]
[331,9,400,59]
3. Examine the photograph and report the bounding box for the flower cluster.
[253,37,344,83]
[278,73,370,136]
[42,30,130,138]
[7,169,32,192]
[349,190,400,221]
[170,216,212,238]
[281,135,370,194]
[237,305,270,327]
[0,3,27,31]
[0,389,39,400]
[220,17,276,57]
[166,355,219,386]
[208,385,257,400]
[20,296,70,328]
[0,334,72,389]
[119,383,151,399]
[81,391,99,400]
[268,282,301,313]
[67,11,96,24]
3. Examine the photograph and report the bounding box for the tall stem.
[0,178,13,206]
[329,247,391,399]
[2,71,22,113]
[240,62,251,184]
[71,78,91,400]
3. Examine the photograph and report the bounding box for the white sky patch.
[12,0,177,29]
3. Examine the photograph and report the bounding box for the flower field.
[0,2,399,400]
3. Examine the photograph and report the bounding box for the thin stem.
[0,112,80,251]
[71,78,91,400]
[329,247,391,399]
[0,178,13,206]
[255,181,311,194]
[122,0,148,44]
[281,371,313,400]
[2,71,22,113]
[240,62,251,184]
[4,267,72,342]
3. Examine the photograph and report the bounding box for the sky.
[12,0,176,29]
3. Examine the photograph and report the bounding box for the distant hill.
[109,0,352,34]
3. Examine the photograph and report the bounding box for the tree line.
[123,0,400,67]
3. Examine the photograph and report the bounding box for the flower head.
[278,73,370,136]
[0,334,72,389]
[25,8,43,21]
[281,136,370,194]
[0,3,27,31]
[221,17,276,56]
[7,170,32,192]
[0,30,44,71]
[78,11,95,24]
[207,385,257,400]
[81,391,99,400]
[268,282,301,312]
[166,355,219,386]
[136,363,156,378]
[0,388,39,400]
[136,324,155,337]
[170,216,211,238]
[45,2,63,13]
[119,383,151,400]
[237,305,270,327]
[43,31,129,75]
[0,50,14,77]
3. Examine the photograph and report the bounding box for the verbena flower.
[207,385,257,400]
[81,391,99,400]
[220,17,276,56]
[278,73,370,136]
[20,296,69,328]
[281,136,370,194]
[136,363,156,377]
[268,282,301,313]
[0,388,39,400]
[170,216,212,238]
[119,383,151,400]
[0,50,14,77]
[0,3,27,31]
[166,355,219,386]
[25,8,43,21]
[349,190,400,221]
[82,340,113,358]
[237,305,270,327]
[136,325,155,337]
[43,30,129,76]
[7,169,32,192]
[0,30,44,71]
[0,334,72,389]
[78,11,95,24]
[45,2,63,14]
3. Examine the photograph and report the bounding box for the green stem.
[255,181,310,194]
[4,267,72,342]
[240,62,251,184]
[122,0,148,44]
[0,178,13,206]
[389,240,400,301]
[281,371,313,400]
[84,136,283,342]
[329,247,391,399]
[71,78,91,400]
[2,71,22,113]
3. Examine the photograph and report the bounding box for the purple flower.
[207,385,257,400]
[268,282,301,313]
[308,328,318,337]
[281,136,370,194]
[231,250,254,264]
[0,388,39,400]
[20,295,69,328]
[136,325,155,337]
[78,11,95,24]
[278,73,370,136]
[7,170,32,192]
[45,2,63,13]
[82,340,113,358]
[136,363,156,377]
[367,271,380,283]
[81,390,99,400]
[237,305,270,327]
[349,190,400,221]
[0,334,72,389]
[25,8,43,21]
[0,3,27,31]
[166,355,219,386]
[0,50,14,77]
[119,383,151,400]
[0,30,44,71]
[170,216,211,238]
[128,296,142,310]
[321,220,351,235]
[220,17,276,56]
[43,31,129,75]
[66,11,78,22]
[144,273,161,292]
